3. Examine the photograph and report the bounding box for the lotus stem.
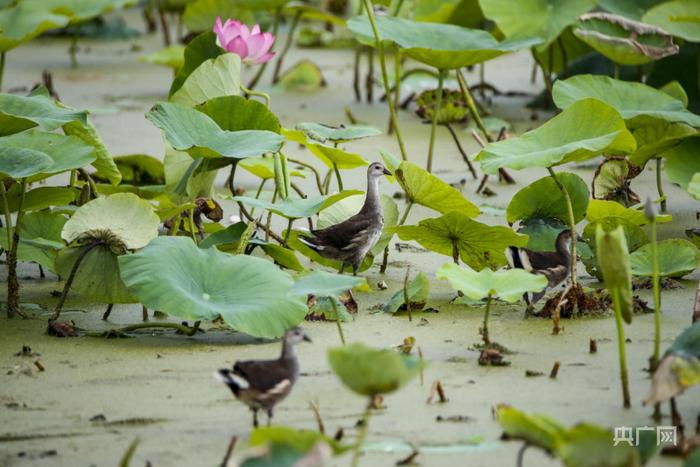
[265,188,278,242]
[353,46,362,102]
[361,0,408,161]
[188,208,198,244]
[365,48,374,102]
[482,293,493,346]
[240,84,270,107]
[284,218,293,243]
[323,169,332,194]
[426,69,445,173]
[330,298,346,345]
[398,201,413,225]
[651,218,661,369]
[156,0,170,46]
[392,0,406,15]
[0,51,5,92]
[613,63,620,80]
[1,179,19,318]
[547,167,578,296]
[388,50,401,134]
[380,245,389,273]
[272,10,301,84]
[51,239,104,321]
[351,401,372,467]
[247,7,282,89]
[479,64,485,100]
[456,69,491,144]
[102,303,114,320]
[248,179,267,217]
[656,158,667,212]
[142,305,149,322]
[403,266,412,322]
[557,36,568,73]
[445,123,478,179]
[451,239,459,264]
[612,288,631,409]
[287,158,324,194]
[332,163,344,191]
[238,202,286,245]
[69,31,79,68]
[532,49,553,105]
[85,320,201,337]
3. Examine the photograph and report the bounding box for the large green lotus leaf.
[531,27,593,75]
[660,80,689,106]
[26,0,136,23]
[287,229,373,272]
[294,122,381,143]
[248,426,346,457]
[477,99,636,174]
[183,0,253,32]
[347,16,541,69]
[436,262,547,302]
[233,190,361,219]
[573,12,679,65]
[147,102,284,159]
[0,131,95,178]
[630,239,700,278]
[688,173,700,200]
[170,53,241,107]
[240,157,305,180]
[198,96,280,133]
[581,216,648,279]
[169,32,224,97]
[283,129,367,169]
[0,147,52,179]
[163,147,217,202]
[0,211,66,273]
[518,218,568,252]
[0,3,69,52]
[495,405,567,454]
[592,158,634,203]
[599,0,666,20]
[328,342,421,396]
[479,0,595,48]
[277,60,325,92]
[119,236,307,337]
[291,270,364,297]
[586,199,671,225]
[629,120,697,166]
[414,0,485,29]
[552,75,700,127]
[394,161,479,216]
[140,45,185,71]
[259,243,305,272]
[382,272,430,314]
[0,89,87,136]
[596,225,633,323]
[5,186,75,213]
[559,423,640,467]
[317,194,398,257]
[56,244,135,303]
[62,193,160,250]
[63,117,122,186]
[96,154,165,186]
[664,137,700,192]
[643,0,700,42]
[393,211,528,269]
[507,172,589,225]
[284,2,346,27]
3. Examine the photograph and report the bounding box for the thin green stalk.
[388,50,401,135]
[612,289,631,409]
[398,201,413,225]
[353,46,362,102]
[0,181,12,254]
[651,219,661,368]
[284,218,293,243]
[249,178,266,217]
[1,180,16,317]
[365,48,374,102]
[265,188,278,242]
[247,7,282,89]
[482,293,493,345]
[613,63,620,80]
[656,158,667,212]
[5,179,26,318]
[52,239,104,321]
[351,402,372,467]
[272,11,301,84]
[0,51,5,92]
[240,84,270,107]
[547,168,578,290]
[426,69,445,173]
[456,70,492,143]
[188,208,198,244]
[531,49,553,104]
[361,0,407,161]
[69,32,79,68]
[288,158,323,194]
[392,0,406,15]
[330,299,346,345]
[332,163,344,191]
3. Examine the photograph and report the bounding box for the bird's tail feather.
[299,235,323,251]
[213,369,246,395]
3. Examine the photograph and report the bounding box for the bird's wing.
[311,215,375,251]
[233,359,294,392]
[523,249,563,271]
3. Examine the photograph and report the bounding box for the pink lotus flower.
[213,17,275,65]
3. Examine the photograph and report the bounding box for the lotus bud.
[595,225,633,323]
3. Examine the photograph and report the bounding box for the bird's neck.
[360,177,380,215]
[280,340,297,361]
[556,236,572,263]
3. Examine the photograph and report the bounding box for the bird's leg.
[352,264,358,276]
[523,294,534,316]
[266,408,273,427]
[252,409,259,428]
[339,263,346,274]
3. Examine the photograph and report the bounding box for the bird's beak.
[303,334,312,343]
[576,235,585,243]
[383,168,392,176]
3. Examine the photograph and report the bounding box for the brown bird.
[506,229,579,308]
[300,162,391,275]
[215,327,311,427]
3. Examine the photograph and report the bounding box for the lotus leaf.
[495,404,566,453]
[592,158,639,205]
[164,147,217,201]
[347,16,541,69]
[295,122,381,143]
[235,191,360,219]
[394,161,479,216]
[240,426,341,467]
[140,45,185,71]
[0,88,87,136]
[479,0,595,48]
[147,102,284,159]
[291,270,364,297]
[277,60,325,92]
[630,239,700,278]
[199,95,281,133]
[283,129,367,169]
[393,212,528,269]
[664,137,700,194]
[0,2,69,52]
[507,173,589,225]
[0,147,52,179]
[660,80,689,106]
[586,199,671,225]
[598,0,665,20]
[688,173,700,200]
[97,154,165,186]
[436,262,547,303]
[477,99,636,174]
[552,75,700,127]
[169,32,223,97]
[0,131,95,178]
[240,157,305,180]
[62,193,160,250]
[414,0,485,29]
[328,342,421,396]
[198,222,246,250]
[596,225,633,323]
[5,186,75,213]
[643,0,700,42]
[645,322,700,404]
[284,2,346,27]
[63,116,122,185]
[517,218,569,252]
[170,53,241,107]
[0,211,66,273]
[581,216,648,279]
[26,0,136,23]
[574,12,679,65]
[259,242,305,272]
[119,236,307,338]
[183,0,253,32]
[383,272,430,314]
[629,121,697,166]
